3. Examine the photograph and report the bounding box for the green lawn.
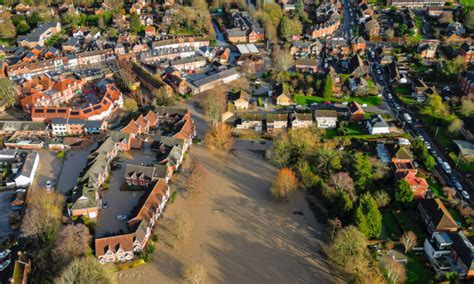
[461,0,474,7]
[294,95,382,106]
[367,79,375,88]
[428,178,446,201]
[399,96,418,105]
[449,152,474,173]
[392,210,425,237]
[382,210,403,240]
[340,124,365,135]
[394,85,411,96]
[324,129,338,139]
[406,252,434,284]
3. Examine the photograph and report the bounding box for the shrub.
[171,191,178,203]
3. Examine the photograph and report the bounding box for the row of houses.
[7,48,116,79]
[90,108,195,263]
[418,198,474,279]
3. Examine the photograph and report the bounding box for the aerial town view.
[0,0,473,283]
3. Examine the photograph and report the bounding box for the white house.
[15,151,39,188]
[366,115,390,135]
[51,118,68,136]
[314,110,338,129]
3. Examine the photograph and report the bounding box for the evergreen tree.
[354,206,369,236]
[354,193,382,239]
[395,180,414,205]
[323,76,333,98]
[331,191,353,222]
[352,152,373,191]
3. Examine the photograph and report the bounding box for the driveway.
[56,148,92,194]
[32,150,63,191]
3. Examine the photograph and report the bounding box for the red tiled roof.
[144,111,158,126]
[135,114,148,129]
[121,120,139,135]
[52,78,82,92]
[403,172,428,187]
[95,234,134,256]
[173,118,193,140]
[130,179,168,223]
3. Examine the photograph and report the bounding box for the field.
[294,95,382,106]
[117,143,340,283]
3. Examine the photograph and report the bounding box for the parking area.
[32,150,64,192]
[0,191,14,242]
[95,143,157,237]
[56,148,93,194]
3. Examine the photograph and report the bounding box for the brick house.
[124,164,158,187]
[400,171,429,199]
[417,198,458,235]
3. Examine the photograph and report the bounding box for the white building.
[14,151,39,188]
[314,110,338,129]
[366,115,390,135]
[51,118,68,136]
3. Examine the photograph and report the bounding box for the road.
[212,20,229,47]
[366,48,473,206]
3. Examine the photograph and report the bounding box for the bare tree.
[272,45,293,71]
[327,218,342,241]
[55,257,116,284]
[186,159,207,196]
[0,78,17,109]
[54,224,91,264]
[21,190,64,243]
[373,190,391,208]
[400,231,417,253]
[442,187,457,200]
[204,123,234,151]
[199,86,227,126]
[183,262,206,284]
[384,258,406,284]
[329,172,356,200]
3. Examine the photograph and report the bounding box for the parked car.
[441,162,452,174]
[46,180,52,191]
[116,214,128,220]
[424,142,431,150]
[0,259,11,271]
[461,191,470,200]
[102,201,108,209]
[436,157,443,165]
[0,259,12,271]
[0,249,10,259]
[454,181,463,191]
